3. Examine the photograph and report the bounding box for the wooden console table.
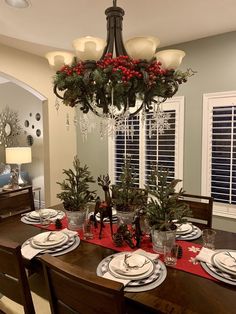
[0,186,35,218]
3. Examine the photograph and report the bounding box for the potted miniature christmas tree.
[146,167,191,252]
[57,156,95,230]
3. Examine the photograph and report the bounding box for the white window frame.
[108,96,184,187]
[202,90,236,219]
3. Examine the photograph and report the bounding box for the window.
[108,96,184,188]
[202,91,236,218]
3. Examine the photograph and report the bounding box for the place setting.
[21,208,65,225]
[197,248,236,285]
[175,222,202,240]
[96,249,167,292]
[21,228,80,260]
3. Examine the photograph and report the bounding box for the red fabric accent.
[34,217,217,281]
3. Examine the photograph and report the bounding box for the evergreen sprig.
[146,167,191,231]
[54,54,194,111]
[57,156,96,211]
[112,158,146,211]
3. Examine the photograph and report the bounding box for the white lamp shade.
[5,0,29,8]
[155,49,186,70]
[125,36,160,61]
[45,51,74,71]
[5,147,32,164]
[72,36,106,61]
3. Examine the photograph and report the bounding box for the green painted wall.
[77,31,236,232]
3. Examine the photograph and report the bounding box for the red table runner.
[34,216,216,281]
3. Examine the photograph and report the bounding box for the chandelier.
[45,0,193,139]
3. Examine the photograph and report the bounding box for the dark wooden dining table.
[0,211,236,314]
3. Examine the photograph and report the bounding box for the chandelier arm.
[114,17,128,56]
[54,84,65,100]
[101,4,127,58]
[82,98,106,118]
[128,102,145,117]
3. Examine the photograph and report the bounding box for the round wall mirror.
[4,123,12,136]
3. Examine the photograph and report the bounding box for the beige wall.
[0,43,76,205]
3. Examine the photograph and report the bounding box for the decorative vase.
[66,210,86,231]
[116,210,134,226]
[151,229,176,254]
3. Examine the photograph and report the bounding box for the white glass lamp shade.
[5,0,29,8]
[125,36,160,61]
[72,36,106,61]
[5,147,32,164]
[155,49,186,70]
[45,51,74,71]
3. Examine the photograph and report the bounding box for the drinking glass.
[37,209,51,227]
[202,229,216,250]
[164,243,179,266]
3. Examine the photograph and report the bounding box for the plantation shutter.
[115,115,140,186]
[211,106,236,204]
[109,96,184,188]
[145,110,176,184]
[202,92,236,218]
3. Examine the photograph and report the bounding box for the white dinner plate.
[176,223,193,234]
[175,225,201,241]
[29,208,58,219]
[97,255,167,292]
[200,261,236,286]
[108,253,154,280]
[109,253,151,276]
[212,251,236,275]
[30,231,69,249]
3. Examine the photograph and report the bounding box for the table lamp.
[5,147,32,186]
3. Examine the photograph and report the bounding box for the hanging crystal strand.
[55,97,60,113]
[73,109,78,126]
[148,118,152,139]
[130,118,134,141]
[66,113,70,131]
[79,114,89,142]
[100,120,106,139]
[141,105,146,126]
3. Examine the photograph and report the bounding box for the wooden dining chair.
[0,238,50,314]
[178,194,213,228]
[0,186,35,218]
[40,254,126,314]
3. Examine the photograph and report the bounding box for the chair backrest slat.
[40,254,126,314]
[179,194,213,228]
[0,238,35,314]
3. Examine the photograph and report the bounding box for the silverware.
[123,254,150,270]
[43,231,54,242]
[225,251,236,264]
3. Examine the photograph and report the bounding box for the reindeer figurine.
[94,174,113,239]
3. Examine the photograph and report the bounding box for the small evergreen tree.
[112,158,146,211]
[146,167,191,231]
[57,156,96,211]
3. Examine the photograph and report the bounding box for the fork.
[225,251,236,264]
[43,231,54,242]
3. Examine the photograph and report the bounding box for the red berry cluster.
[97,54,142,83]
[60,63,84,76]
[147,61,167,85]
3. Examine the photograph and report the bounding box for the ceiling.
[0,0,236,58]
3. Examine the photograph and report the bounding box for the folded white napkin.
[61,228,78,238]
[134,248,159,260]
[195,247,215,264]
[21,245,45,260]
[102,272,131,286]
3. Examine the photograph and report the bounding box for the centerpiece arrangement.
[112,158,147,225]
[57,156,96,230]
[54,54,192,111]
[145,167,191,253]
